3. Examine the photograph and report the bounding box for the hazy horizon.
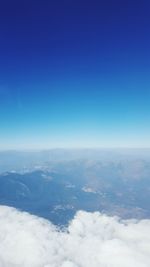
[1,147,150,152]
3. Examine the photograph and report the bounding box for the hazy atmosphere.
[0,1,150,267]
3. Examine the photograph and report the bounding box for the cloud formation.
[0,205,150,267]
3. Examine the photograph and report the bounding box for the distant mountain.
[0,148,150,172]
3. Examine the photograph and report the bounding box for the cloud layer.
[0,205,150,267]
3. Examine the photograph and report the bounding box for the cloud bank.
[0,206,150,267]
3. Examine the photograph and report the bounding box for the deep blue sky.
[0,0,150,149]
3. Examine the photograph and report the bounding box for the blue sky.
[0,0,150,149]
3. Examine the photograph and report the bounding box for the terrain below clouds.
[0,159,150,225]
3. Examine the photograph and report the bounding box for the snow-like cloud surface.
[0,206,150,267]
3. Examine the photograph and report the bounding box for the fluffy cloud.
[0,206,150,267]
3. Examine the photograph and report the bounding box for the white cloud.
[0,206,150,267]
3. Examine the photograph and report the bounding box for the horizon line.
[0,147,150,152]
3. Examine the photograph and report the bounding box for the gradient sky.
[0,0,150,149]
